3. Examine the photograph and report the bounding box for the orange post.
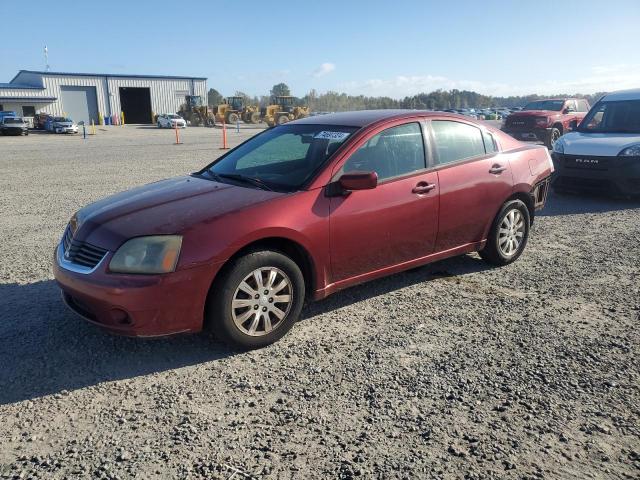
[220,118,229,149]
[175,121,180,144]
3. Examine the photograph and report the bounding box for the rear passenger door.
[429,119,513,251]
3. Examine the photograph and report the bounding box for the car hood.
[559,132,640,156]
[55,122,75,126]
[509,110,561,118]
[72,176,286,250]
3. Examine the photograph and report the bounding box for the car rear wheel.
[479,199,530,266]
[206,250,305,349]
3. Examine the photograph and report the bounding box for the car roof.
[601,88,640,101]
[290,109,471,128]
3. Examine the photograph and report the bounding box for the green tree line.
[208,84,606,111]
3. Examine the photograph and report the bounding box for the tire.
[226,112,239,124]
[546,127,561,149]
[206,250,305,349]
[157,122,162,128]
[276,114,289,125]
[250,112,260,124]
[479,199,531,266]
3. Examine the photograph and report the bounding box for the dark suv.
[502,98,590,148]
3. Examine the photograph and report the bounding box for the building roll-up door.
[59,86,99,124]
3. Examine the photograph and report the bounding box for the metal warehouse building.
[0,70,207,125]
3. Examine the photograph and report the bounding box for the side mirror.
[340,171,378,191]
[77,121,85,126]
[564,107,575,114]
[326,171,378,197]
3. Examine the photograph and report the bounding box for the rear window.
[431,120,486,164]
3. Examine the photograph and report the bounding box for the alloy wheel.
[231,267,293,336]
[498,209,525,257]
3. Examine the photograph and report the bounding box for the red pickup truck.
[502,98,590,148]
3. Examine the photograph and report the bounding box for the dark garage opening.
[119,87,152,124]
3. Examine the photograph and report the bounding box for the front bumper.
[53,242,222,337]
[502,127,551,143]
[55,127,78,134]
[552,153,640,196]
[1,126,28,135]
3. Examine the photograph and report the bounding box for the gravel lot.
[1,125,639,479]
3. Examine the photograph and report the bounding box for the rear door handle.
[412,182,436,194]
[489,164,507,174]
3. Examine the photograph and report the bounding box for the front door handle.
[412,182,436,194]
[489,164,507,174]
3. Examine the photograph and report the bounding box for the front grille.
[62,227,108,269]
[506,116,535,129]
[560,154,610,171]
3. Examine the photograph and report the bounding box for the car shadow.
[0,254,490,406]
[540,190,640,216]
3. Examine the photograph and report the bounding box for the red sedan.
[53,110,553,348]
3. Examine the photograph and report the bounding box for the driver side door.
[328,121,439,283]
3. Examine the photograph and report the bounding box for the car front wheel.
[479,199,530,266]
[206,250,305,349]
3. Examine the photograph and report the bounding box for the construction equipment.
[262,96,309,127]
[214,96,243,124]
[178,95,215,127]
[213,97,261,124]
[241,104,261,124]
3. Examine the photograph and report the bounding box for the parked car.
[502,98,590,148]
[53,110,553,348]
[157,114,186,128]
[552,89,640,196]
[0,110,17,122]
[46,117,78,134]
[0,116,29,135]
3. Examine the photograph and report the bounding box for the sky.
[1,0,639,99]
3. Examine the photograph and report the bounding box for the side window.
[577,100,589,112]
[482,130,498,154]
[341,123,425,182]
[431,120,485,165]
[566,100,578,112]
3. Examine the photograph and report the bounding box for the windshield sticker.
[314,131,350,141]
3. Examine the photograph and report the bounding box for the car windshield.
[168,114,180,119]
[4,118,23,124]
[200,124,359,191]
[578,99,640,134]
[523,100,565,111]
[54,117,71,122]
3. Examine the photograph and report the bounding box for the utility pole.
[44,46,50,72]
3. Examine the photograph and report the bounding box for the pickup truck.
[502,98,590,148]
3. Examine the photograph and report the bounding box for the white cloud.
[338,65,640,98]
[312,62,336,78]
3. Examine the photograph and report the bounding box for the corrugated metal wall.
[1,73,208,122]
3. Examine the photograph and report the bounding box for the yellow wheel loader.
[262,96,309,127]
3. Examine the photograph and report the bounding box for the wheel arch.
[505,190,535,225]
[552,122,563,134]
[207,236,317,301]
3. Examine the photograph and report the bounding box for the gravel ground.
[0,126,639,479]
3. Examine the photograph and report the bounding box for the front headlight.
[618,144,640,156]
[535,116,549,127]
[553,138,564,154]
[109,235,182,274]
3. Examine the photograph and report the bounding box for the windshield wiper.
[215,172,274,191]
